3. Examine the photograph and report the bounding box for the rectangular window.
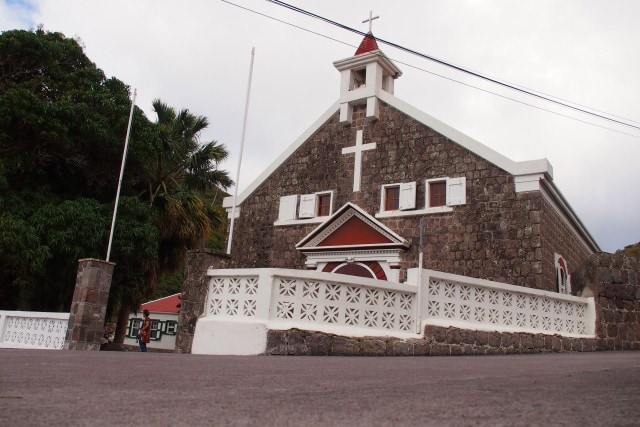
[429,181,446,207]
[426,177,467,208]
[129,319,142,338]
[385,186,400,210]
[166,321,178,335]
[381,182,416,212]
[286,191,333,220]
[151,320,160,340]
[316,193,331,217]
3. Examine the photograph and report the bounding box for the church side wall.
[539,194,593,291]
[227,102,587,290]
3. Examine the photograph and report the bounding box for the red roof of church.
[140,293,180,314]
[355,32,379,55]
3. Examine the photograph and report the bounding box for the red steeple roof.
[355,32,379,55]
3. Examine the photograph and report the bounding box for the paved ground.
[1,349,639,426]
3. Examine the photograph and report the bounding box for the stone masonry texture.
[175,249,229,354]
[225,102,591,291]
[572,252,640,351]
[65,258,115,351]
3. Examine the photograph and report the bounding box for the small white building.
[124,294,180,351]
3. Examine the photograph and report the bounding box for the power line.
[265,0,640,134]
[221,0,640,138]
[221,0,354,48]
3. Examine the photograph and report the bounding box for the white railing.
[414,269,595,337]
[205,269,418,337]
[204,268,595,340]
[0,311,70,350]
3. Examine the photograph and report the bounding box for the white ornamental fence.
[0,311,69,350]
[410,269,595,337]
[192,267,595,355]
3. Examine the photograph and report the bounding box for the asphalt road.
[1,349,639,426]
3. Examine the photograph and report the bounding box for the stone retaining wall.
[265,326,598,357]
[571,252,639,351]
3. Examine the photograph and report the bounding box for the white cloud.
[1,0,639,252]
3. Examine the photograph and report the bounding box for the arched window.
[555,254,570,294]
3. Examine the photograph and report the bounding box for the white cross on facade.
[342,129,376,192]
[362,10,379,33]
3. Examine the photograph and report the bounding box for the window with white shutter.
[399,182,416,210]
[298,194,317,219]
[446,177,466,206]
[278,195,298,221]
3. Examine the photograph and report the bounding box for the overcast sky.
[2,0,639,253]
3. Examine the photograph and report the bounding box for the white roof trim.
[225,92,554,209]
[539,179,600,252]
[223,101,340,208]
[377,91,553,178]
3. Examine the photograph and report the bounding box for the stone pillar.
[64,258,115,351]
[175,249,230,353]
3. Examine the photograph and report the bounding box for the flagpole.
[227,47,255,254]
[106,88,137,262]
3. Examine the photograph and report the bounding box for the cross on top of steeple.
[362,10,379,33]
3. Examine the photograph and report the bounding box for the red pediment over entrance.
[296,203,408,251]
[317,216,392,246]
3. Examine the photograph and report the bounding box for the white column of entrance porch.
[342,129,376,192]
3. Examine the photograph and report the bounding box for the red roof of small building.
[140,293,180,314]
[355,32,379,55]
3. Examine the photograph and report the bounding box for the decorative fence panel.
[203,268,596,342]
[208,276,261,319]
[270,275,416,333]
[418,270,595,337]
[0,311,70,350]
[204,268,418,337]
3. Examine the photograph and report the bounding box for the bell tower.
[333,12,402,123]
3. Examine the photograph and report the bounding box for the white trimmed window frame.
[166,321,178,335]
[380,182,416,213]
[376,177,466,219]
[275,191,334,226]
[555,253,571,295]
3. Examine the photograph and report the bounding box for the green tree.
[0,29,232,345]
[142,99,232,269]
[0,29,158,312]
[110,100,232,343]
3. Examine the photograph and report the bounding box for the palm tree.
[143,99,232,269]
[113,99,232,345]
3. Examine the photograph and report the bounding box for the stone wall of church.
[539,195,593,291]
[571,252,640,350]
[227,102,588,291]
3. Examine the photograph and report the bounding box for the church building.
[223,31,600,294]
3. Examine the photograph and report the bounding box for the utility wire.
[221,0,640,138]
[266,0,640,134]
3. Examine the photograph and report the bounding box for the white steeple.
[333,26,402,123]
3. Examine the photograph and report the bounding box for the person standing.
[139,309,151,352]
